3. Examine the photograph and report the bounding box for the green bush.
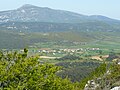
[0,49,79,90]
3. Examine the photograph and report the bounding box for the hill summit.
[0,4,119,23]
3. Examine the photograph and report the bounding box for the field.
[1,29,120,83]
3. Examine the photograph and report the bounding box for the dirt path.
[40,56,60,59]
[91,55,109,61]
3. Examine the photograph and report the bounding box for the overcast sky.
[0,0,120,20]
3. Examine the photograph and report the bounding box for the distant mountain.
[0,4,120,49]
[0,4,120,33]
[0,4,120,23]
[0,4,87,23]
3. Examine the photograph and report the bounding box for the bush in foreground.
[0,49,80,90]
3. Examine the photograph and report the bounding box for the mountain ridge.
[0,4,120,49]
[0,4,120,23]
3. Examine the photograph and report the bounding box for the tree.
[0,50,78,90]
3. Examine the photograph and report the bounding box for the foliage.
[1,22,120,49]
[56,54,80,61]
[105,63,120,87]
[0,30,28,49]
[79,62,120,89]
[0,50,79,90]
[106,52,120,61]
[56,61,100,82]
[79,62,107,89]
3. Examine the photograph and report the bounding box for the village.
[26,47,100,56]
[20,47,104,60]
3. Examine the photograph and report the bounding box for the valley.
[0,4,120,90]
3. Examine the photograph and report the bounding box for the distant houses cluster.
[37,48,100,54]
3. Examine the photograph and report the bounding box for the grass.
[1,29,120,50]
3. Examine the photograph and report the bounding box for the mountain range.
[0,4,120,24]
[0,4,120,33]
[0,4,120,49]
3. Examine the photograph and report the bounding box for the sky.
[0,0,120,20]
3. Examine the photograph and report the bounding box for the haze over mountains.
[0,4,120,49]
[0,4,120,23]
[0,4,120,32]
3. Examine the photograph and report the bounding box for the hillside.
[0,48,120,90]
[83,62,120,90]
[1,30,120,49]
[0,4,120,49]
[0,21,119,32]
